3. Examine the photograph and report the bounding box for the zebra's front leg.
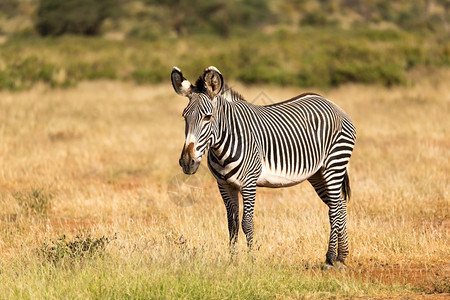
[218,183,240,248]
[241,183,256,249]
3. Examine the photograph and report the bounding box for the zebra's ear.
[171,67,192,97]
[203,66,223,98]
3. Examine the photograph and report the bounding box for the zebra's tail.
[342,170,351,202]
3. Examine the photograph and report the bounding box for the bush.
[0,56,60,90]
[35,0,121,36]
[39,234,117,264]
[326,43,407,86]
[131,69,165,84]
[0,0,19,18]
[0,29,448,90]
[300,11,340,27]
[141,0,274,37]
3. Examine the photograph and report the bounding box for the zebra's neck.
[210,95,252,161]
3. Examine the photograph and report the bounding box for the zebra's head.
[171,66,224,175]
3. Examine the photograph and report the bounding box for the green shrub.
[131,69,165,84]
[326,43,407,86]
[140,0,274,37]
[355,28,402,41]
[0,56,61,90]
[0,0,19,18]
[67,62,117,81]
[35,0,121,36]
[0,29,448,90]
[300,11,340,27]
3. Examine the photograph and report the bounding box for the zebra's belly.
[256,164,319,188]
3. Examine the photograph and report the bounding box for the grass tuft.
[13,189,54,217]
[38,234,117,265]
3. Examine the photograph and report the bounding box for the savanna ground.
[0,67,448,298]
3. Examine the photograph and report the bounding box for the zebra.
[171,66,356,268]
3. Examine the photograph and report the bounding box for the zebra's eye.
[203,115,212,122]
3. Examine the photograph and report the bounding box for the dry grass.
[0,69,448,298]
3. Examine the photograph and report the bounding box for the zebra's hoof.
[322,261,347,271]
[334,261,347,270]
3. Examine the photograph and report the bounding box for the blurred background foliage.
[35,0,122,36]
[0,0,449,90]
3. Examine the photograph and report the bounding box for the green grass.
[0,28,448,90]
[1,252,410,299]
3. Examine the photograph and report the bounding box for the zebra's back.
[245,94,355,188]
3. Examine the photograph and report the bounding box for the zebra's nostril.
[190,158,195,165]
[179,159,183,167]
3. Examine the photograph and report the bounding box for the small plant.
[13,189,54,217]
[39,233,117,264]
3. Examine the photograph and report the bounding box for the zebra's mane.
[194,76,245,102]
[194,76,208,94]
[220,85,246,102]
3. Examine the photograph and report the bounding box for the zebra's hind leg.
[241,183,256,249]
[218,183,240,251]
[336,197,349,264]
[309,168,349,269]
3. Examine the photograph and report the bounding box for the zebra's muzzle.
[179,142,201,175]
[179,157,201,175]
